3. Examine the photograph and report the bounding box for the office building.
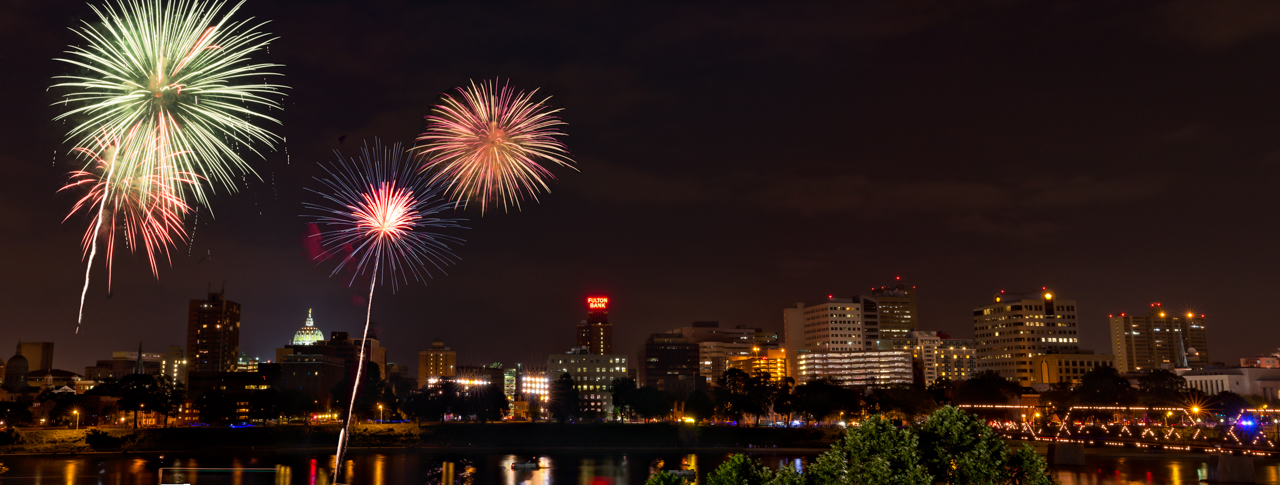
[547,349,628,416]
[795,350,914,387]
[279,353,344,408]
[576,296,613,354]
[1109,303,1209,372]
[84,350,163,381]
[19,342,54,373]
[1029,350,1114,386]
[870,282,918,340]
[187,291,241,373]
[876,331,975,386]
[665,321,756,384]
[974,289,1079,385]
[418,339,457,389]
[292,309,325,346]
[638,333,699,389]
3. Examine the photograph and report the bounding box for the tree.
[714,369,751,424]
[705,453,774,485]
[633,386,675,421]
[812,414,932,485]
[610,377,638,420]
[1005,443,1055,485]
[953,371,1021,405]
[1138,369,1186,407]
[927,377,954,405]
[117,374,163,428]
[744,373,777,426]
[548,373,580,422]
[644,471,688,485]
[869,384,937,421]
[277,390,316,424]
[685,390,715,423]
[154,375,186,428]
[1211,391,1250,420]
[773,377,796,424]
[915,406,1008,485]
[793,379,855,424]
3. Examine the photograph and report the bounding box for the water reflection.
[5,450,1280,485]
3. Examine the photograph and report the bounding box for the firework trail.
[305,141,465,482]
[414,78,575,214]
[52,0,285,326]
[61,131,197,332]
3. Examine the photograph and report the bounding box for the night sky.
[3,1,1280,374]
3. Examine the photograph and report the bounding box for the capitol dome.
[292,309,325,346]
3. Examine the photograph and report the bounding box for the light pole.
[73,410,80,430]
[378,404,383,424]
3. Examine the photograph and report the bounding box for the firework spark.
[305,141,465,482]
[53,0,284,327]
[414,78,575,214]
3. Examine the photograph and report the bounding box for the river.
[2,449,1279,484]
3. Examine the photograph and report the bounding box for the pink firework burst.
[414,78,576,214]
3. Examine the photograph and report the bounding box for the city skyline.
[4,1,1280,375]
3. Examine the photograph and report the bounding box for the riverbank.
[0,423,842,455]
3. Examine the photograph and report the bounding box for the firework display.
[415,78,575,214]
[304,141,465,481]
[52,0,285,327]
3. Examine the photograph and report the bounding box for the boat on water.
[511,461,542,470]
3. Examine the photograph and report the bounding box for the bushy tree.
[645,471,688,485]
[194,390,236,425]
[634,386,675,420]
[1005,443,1055,485]
[819,415,932,485]
[915,406,1008,485]
[611,377,638,419]
[868,384,937,420]
[953,371,1021,405]
[793,379,859,424]
[706,453,774,485]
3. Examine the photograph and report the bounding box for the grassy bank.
[0,423,842,455]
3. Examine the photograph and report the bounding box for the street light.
[73,410,80,430]
[378,404,384,424]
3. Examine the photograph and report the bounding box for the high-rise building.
[782,296,876,381]
[1109,303,1209,372]
[19,342,54,373]
[576,296,613,354]
[187,291,241,373]
[418,339,457,388]
[84,350,163,381]
[870,282,918,340]
[973,289,1079,385]
[876,331,975,386]
[638,333,699,389]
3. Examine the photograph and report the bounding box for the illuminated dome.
[292,309,325,346]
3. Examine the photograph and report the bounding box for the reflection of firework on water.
[61,130,197,331]
[53,0,286,207]
[415,78,575,214]
[304,141,465,483]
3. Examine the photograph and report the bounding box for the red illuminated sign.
[587,296,609,310]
